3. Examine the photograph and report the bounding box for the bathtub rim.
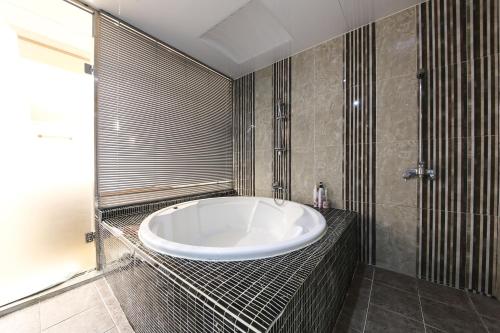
[138,196,327,261]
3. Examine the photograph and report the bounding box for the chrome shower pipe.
[402,70,435,181]
[275,101,286,152]
[417,69,424,165]
[273,99,288,203]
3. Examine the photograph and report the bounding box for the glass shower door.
[0,0,95,306]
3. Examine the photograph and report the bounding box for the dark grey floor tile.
[469,293,500,320]
[370,282,422,321]
[348,274,372,299]
[421,297,487,333]
[355,263,374,280]
[333,313,362,333]
[364,304,425,333]
[341,291,369,332]
[417,280,472,311]
[425,325,446,332]
[482,316,500,333]
[374,267,417,294]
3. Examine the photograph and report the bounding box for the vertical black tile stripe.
[272,58,292,200]
[343,23,376,265]
[417,0,499,295]
[233,73,255,196]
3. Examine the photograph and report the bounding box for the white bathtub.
[138,197,326,261]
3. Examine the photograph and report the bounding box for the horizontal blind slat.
[95,14,233,208]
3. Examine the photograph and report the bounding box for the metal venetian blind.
[95,13,233,207]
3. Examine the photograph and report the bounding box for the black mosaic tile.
[99,198,358,333]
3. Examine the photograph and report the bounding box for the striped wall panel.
[273,59,292,200]
[417,0,500,294]
[343,24,377,264]
[233,73,255,196]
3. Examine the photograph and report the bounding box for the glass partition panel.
[0,0,95,306]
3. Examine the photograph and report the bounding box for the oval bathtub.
[138,197,326,261]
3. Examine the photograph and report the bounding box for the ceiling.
[84,0,423,79]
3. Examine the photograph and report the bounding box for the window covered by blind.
[95,13,233,207]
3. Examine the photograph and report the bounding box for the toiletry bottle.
[313,185,318,207]
[322,188,329,209]
[318,182,324,208]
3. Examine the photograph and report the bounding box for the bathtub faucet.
[402,161,435,181]
[272,182,288,192]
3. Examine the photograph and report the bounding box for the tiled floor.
[3,267,499,333]
[334,263,500,333]
[0,278,134,333]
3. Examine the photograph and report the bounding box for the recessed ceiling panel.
[84,0,423,78]
[200,0,291,64]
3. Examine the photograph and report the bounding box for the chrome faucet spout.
[403,161,436,181]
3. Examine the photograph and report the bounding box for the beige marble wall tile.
[254,66,273,195]
[290,35,344,204]
[376,7,417,81]
[255,188,273,198]
[375,204,418,276]
[376,75,418,143]
[292,48,314,89]
[255,149,273,195]
[291,151,314,204]
[314,83,343,147]
[291,48,315,156]
[314,145,343,208]
[375,141,418,207]
[313,37,343,86]
[255,66,273,151]
[291,111,315,152]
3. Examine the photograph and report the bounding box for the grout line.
[38,300,41,333]
[361,267,375,332]
[41,303,102,332]
[372,279,419,296]
[94,280,120,331]
[97,278,134,333]
[333,264,361,331]
[425,324,447,332]
[369,303,425,325]
[416,281,428,332]
[466,291,491,333]
[40,284,101,331]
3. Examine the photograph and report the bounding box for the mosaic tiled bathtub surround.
[99,198,358,332]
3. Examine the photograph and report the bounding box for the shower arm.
[402,70,435,181]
